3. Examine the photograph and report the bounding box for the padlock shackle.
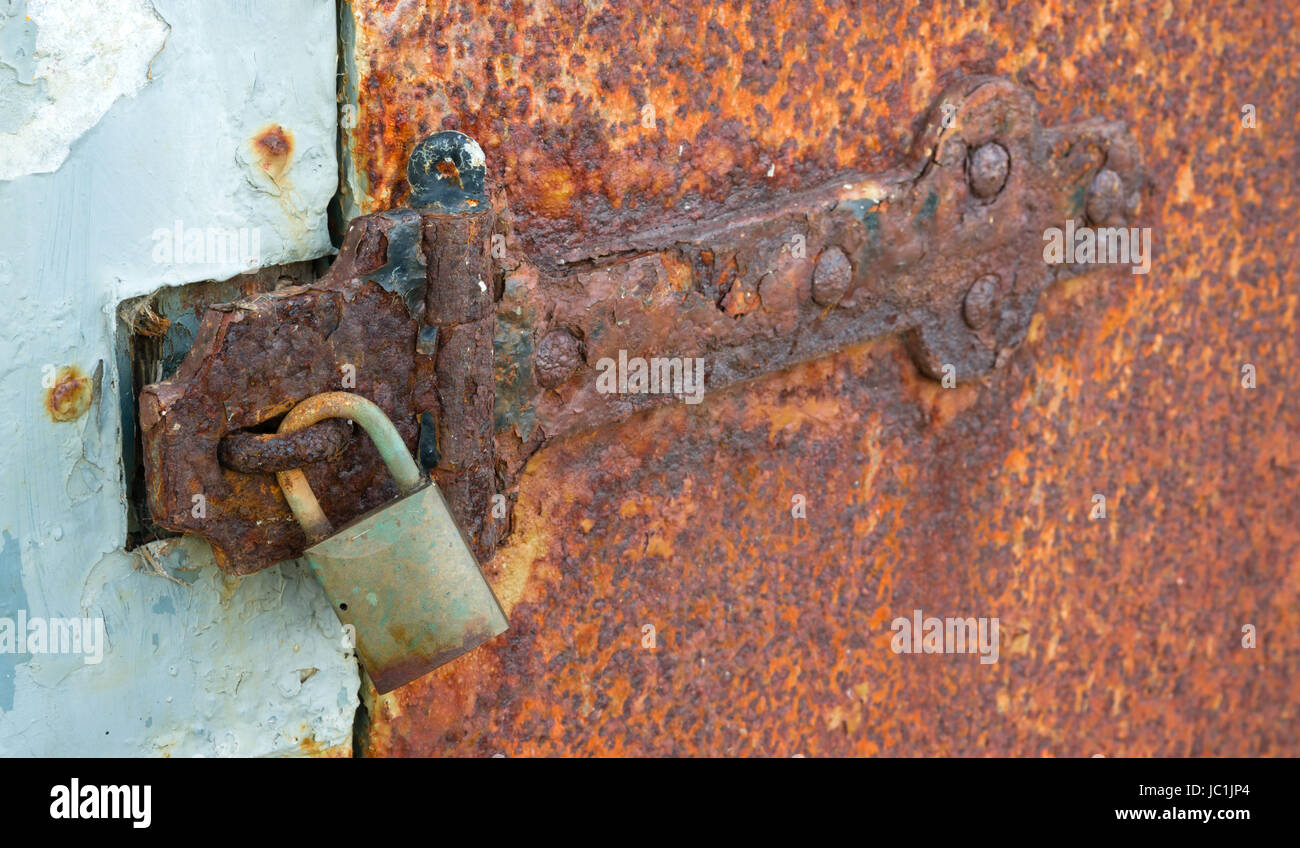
[275,392,424,544]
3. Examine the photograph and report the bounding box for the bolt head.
[939,139,966,168]
[1086,168,1124,225]
[535,329,585,388]
[811,247,853,306]
[968,143,1009,199]
[963,274,1000,330]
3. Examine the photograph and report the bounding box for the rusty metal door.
[332,1,1297,757]
[144,1,1298,755]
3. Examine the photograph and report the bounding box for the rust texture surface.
[151,79,1134,576]
[343,0,1300,755]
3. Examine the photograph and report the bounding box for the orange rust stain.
[295,735,351,758]
[45,366,92,422]
[527,167,577,218]
[435,158,463,186]
[253,124,294,181]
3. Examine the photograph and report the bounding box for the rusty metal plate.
[494,77,1143,441]
[142,169,506,575]
[346,1,1299,755]
[139,216,428,574]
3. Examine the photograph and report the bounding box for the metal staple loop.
[218,418,353,474]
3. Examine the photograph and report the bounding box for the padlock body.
[303,481,508,693]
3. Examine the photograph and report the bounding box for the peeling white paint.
[0,0,170,181]
[0,0,348,756]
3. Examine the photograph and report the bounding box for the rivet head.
[811,247,853,306]
[939,139,966,168]
[968,143,1009,198]
[535,329,584,388]
[1086,168,1124,225]
[963,274,1000,330]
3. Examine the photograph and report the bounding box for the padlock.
[274,391,508,693]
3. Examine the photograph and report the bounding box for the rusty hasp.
[140,131,501,575]
[142,81,1138,575]
[497,76,1143,443]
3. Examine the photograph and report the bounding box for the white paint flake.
[0,0,170,180]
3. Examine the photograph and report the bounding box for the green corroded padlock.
[275,392,507,693]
